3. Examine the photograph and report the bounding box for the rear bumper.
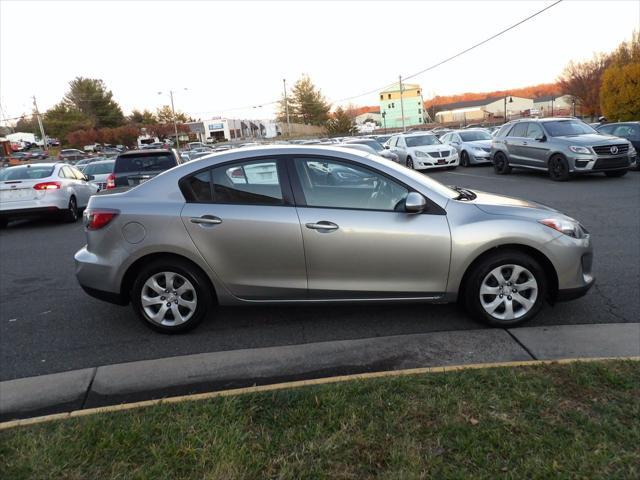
[80,285,128,306]
[0,206,63,218]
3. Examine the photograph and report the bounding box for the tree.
[45,102,93,142]
[128,109,157,125]
[277,75,330,126]
[14,115,38,134]
[600,63,640,121]
[325,107,357,136]
[557,53,610,117]
[64,77,125,128]
[156,105,188,123]
[608,30,639,67]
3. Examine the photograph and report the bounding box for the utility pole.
[32,96,48,150]
[399,75,405,132]
[158,88,187,150]
[283,79,291,137]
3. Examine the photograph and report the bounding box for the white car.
[0,163,98,227]
[80,159,115,191]
[385,132,459,170]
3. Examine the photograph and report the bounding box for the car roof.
[86,159,115,165]
[118,149,172,156]
[450,128,488,133]
[395,131,436,137]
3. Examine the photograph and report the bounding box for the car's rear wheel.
[131,258,213,333]
[493,152,511,174]
[460,151,470,167]
[548,155,570,181]
[61,196,79,223]
[463,250,546,327]
[406,156,414,169]
[604,170,628,178]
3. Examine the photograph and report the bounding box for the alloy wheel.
[406,157,414,169]
[479,264,538,321]
[141,271,198,326]
[69,198,78,221]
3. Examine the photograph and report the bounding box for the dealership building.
[187,118,280,143]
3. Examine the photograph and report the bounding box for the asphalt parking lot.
[1,167,638,381]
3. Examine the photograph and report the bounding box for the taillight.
[106,173,116,189]
[33,181,62,190]
[84,209,119,230]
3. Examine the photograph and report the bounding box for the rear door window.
[510,123,528,137]
[525,123,545,139]
[182,160,284,205]
[115,154,176,173]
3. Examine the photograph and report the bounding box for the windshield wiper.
[449,185,477,201]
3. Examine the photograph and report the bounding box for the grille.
[592,144,629,156]
[441,150,450,157]
[427,151,440,158]
[593,157,629,170]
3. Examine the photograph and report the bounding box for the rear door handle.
[190,215,222,225]
[305,221,339,231]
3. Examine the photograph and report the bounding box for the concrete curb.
[2,356,638,431]
[1,323,638,423]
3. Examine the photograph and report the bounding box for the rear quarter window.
[115,154,176,173]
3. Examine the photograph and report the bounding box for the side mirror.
[534,135,546,142]
[405,192,427,213]
[85,174,94,181]
[384,145,390,149]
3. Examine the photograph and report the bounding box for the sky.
[1,0,639,123]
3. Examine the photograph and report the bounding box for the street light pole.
[158,88,187,150]
[32,95,47,150]
[283,79,291,137]
[399,75,405,133]
[382,111,387,134]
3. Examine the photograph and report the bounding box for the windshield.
[84,161,115,175]
[459,130,492,141]
[544,120,596,136]
[406,135,441,147]
[0,165,54,181]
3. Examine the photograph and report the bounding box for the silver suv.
[491,118,637,181]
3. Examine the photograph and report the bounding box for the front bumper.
[469,151,492,164]
[543,231,595,301]
[415,153,459,169]
[556,281,594,302]
[569,153,632,172]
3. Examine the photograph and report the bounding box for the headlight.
[569,146,592,154]
[539,218,586,239]
[415,150,428,157]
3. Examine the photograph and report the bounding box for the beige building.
[533,94,575,117]
[435,96,534,124]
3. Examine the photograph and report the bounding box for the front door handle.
[190,215,222,225]
[305,221,339,231]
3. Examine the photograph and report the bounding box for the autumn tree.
[600,32,640,121]
[325,107,357,136]
[45,102,93,142]
[557,53,610,117]
[14,115,38,134]
[128,109,157,125]
[156,105,189,123]
[277,75,330,126]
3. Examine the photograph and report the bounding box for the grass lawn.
[1,360,639,479]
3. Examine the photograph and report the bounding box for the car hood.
[552,133,627,145]
[466,189,567,220]
[464,140,492,149]
[409,145,449,153]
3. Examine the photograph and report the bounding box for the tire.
[463,250,546,327]
[493,152,511,174]
[130,258,213,333]
[460,151,470,168]
[61,196,79,223]
[406,156,414,169]
[548,155,570,181]
[604,170,628,178]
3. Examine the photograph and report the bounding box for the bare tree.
[558,53,610,117]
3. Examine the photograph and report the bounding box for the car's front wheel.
[131,258,213,333]
[463,250,546,327]
[406,156,414,169]
[460,151,470,167]
[548,155,570,181]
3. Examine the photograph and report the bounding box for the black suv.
[491,118,636,181]
[107,149,182,190]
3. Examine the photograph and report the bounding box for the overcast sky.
[1,0,638,123]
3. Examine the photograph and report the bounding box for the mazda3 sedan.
[75,146,594,333]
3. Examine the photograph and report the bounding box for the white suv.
[385,132,458,170]
[0,163,99,227]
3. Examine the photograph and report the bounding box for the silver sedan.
[75,146,594,333]
[441,129,494,167]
